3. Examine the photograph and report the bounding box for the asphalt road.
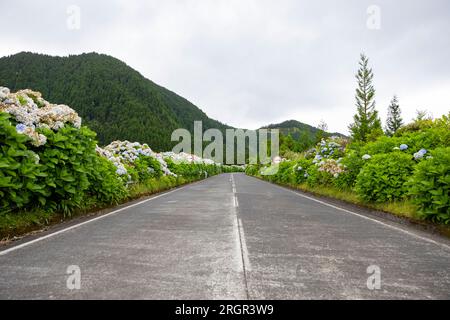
[1,173,449,299]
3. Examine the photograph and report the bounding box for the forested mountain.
[264,120,345,139]
[262,120,346,154]
[264,120,321,139]
[0,52,230,151]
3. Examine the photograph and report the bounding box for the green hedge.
[355,152,414,202]
[408,147,450,223]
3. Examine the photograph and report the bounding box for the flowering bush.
[87,156,128,206]
[0,113,48,213]
[355,153,414,202]
[1,87,241,221]
[291,159,313,184]
[97,140,175,180]
[317,159,345,178]
[162,152,216,165]
[333,152,364,190]
[0,87,81,146]
[35,125,113,215]
[266,161,295,184]
[308,137,346,161]
[408,147,450,223]
[359,114,450,157]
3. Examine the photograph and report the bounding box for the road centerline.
[230,174,250,299]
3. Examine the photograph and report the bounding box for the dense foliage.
[408,147,450,223]
[0,87,242,220]
[354,152,413,202]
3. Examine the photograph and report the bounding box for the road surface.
[1,173,449,299]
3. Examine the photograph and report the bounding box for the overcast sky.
[1,0,449,134]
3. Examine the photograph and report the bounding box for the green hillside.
[264,120,345,139]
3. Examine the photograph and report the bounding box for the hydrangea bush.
[96,140,174,181]
[1,87,239,216]
[355,153,414,202]
[0,87,81,146]
[408,147,450,223]
[245,114,449,224]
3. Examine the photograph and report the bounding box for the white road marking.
[0,182,195,256]
[276,184,450,251]
[238,218,251,271]
[231,207,245,273]
[230,174,250,297]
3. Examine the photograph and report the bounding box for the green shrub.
[361,114,450,156]
[245,164,260,176]
[0,113,48,213]
[291,159,313,184]
[88,156,128,205]
[408,147,450,223]
[355,153,414,202]
[34,125,100,215]
[133,155,163,181]
[305,164,333,187]
[333,152,364,190]
[268,161,294,184]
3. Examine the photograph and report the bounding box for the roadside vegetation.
[247,54,450,226]
[0,87,242,239]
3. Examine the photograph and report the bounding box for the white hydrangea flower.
[0,87,82,146]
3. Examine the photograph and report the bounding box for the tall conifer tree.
[385,95,403,136]
[349,54,382,142]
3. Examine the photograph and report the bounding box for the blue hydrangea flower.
[16,123,26,133]
[400,144,408,151]
[116,167,127,175]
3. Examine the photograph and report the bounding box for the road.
[1,173,449,299]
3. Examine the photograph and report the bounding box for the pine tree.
[349,54,382,142]
[385,95,403,136]
[315,120,328,143]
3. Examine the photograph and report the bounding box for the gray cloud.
[1,0,449,133]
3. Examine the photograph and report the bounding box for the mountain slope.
[0,52,229,151]
[262,120,347,154]
[263,120,321,139]
[263,120,345,139]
